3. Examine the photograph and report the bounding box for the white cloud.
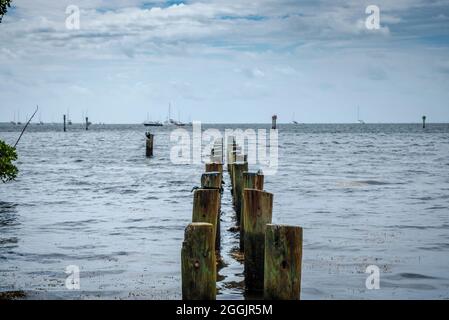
[0,0,449,123]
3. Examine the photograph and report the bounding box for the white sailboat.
[357,106,365,124]
[164,103,186,127]
[292,112,299,125]
[144,112,163,127]
[10,111,17,125]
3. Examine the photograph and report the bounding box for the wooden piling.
[272,115,277,130]
[205,163,223,175]
[422,115,426,129]
[240,172,264,251]
[192,189,220,251]
[85,117,89,131]
[243,189,273,292]
[231,162,248,221]
[264,224,303,300]
[181,222,216,300]
[63,115,66,132]
[201,172,222,189]
[200,172,222,250]
[146,133,154,157]
[227,138,237,174]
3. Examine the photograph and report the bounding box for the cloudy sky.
[1,0,448,123]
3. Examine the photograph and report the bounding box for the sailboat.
[17,110,22,125]
[292,112,299,125]
[357,106,365,124]
[10,111,17,125]
[67,109,73,125]
[37,111,44,125]
[143,112,163,127]
[164,103,186,127]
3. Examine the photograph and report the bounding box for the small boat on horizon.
[357,106,365,124]
[144,121,163,127]
[292,112,299,125]
[143,112,163,126]
[164,103,188,127]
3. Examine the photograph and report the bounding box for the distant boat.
[357,106,365,124]
[37,112,44,125]
[67,108,72,125]
[164,118,186,127]
[16,110,22,125]
[164,103,187,127]
[11,111,17,125]
[143,112,163,126]
[144,121,163,127]
[292,112,299,124]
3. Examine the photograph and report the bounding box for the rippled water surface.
[1,123,448,299]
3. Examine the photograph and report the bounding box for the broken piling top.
[181,222,216,300]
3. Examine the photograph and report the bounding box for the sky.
[0,0,449,124]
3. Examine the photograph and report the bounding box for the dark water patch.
[425,206,447,210]
[124,218,145,223]
[0,213,19,228]
[385,273,441,280]
[121,189,138,195]
[357,180,393,186]
[45,219,106,228]
[0,202,18,210]
[0,237,18,246]
[124,225,185,231]
[386,224,448,230]
[381,281,437,290]
[144,196,159,200]
[417,243,449,251]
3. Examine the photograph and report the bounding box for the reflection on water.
[0,123,448,299]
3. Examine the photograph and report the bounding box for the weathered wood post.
[85,117,89,131]
[205,163,223,175]
[243,189,273,292]
[145,132,154,157]
[192,189,220,251]
[227,137,236,175]
[240,172,264,251]
[201,172,221,189]
[231,162,248,221]
[264,224,303,300]
[181,222,216,300]
[422,115,426,129]
[200,172,222,250]
[63,115,66,132]
[272,114,277,130]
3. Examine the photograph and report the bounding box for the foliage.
[0,0,12,23]
[0,139,18,183]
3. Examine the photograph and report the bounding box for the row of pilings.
[181,135,303,300]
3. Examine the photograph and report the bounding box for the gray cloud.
[1,0,449,123]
